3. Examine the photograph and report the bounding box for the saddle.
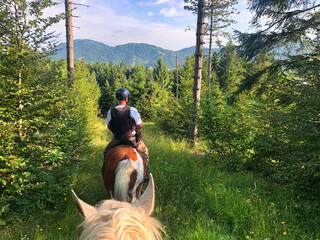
[116,140,148,165]
[116,139,137,148]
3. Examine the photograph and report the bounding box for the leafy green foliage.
[245,76,320,198]
[0,0,101,225]
[199,99,257,161]
[218,41,246,93]
[229,0,320,199]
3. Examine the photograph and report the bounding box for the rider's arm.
[130,107,142,141]
[130,107,142,126]
[136,123,142,131]
[136,123,142,142]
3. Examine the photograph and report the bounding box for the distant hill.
[50,39,219,69]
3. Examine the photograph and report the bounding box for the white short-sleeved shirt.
[106,105,142,127]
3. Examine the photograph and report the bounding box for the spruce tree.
[235,0,320,91]
[218,41,246,93]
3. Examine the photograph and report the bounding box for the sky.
[47,0,253,51]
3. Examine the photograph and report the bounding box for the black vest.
[109,105,136,140]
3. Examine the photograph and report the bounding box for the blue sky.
[47,0,253,51]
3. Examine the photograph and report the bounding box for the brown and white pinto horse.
[102,145,146,203]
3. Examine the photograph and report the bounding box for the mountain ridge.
[50,39,218,68]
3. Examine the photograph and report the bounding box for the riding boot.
[144,155,150,183]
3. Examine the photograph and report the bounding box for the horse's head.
[72,174,163,240]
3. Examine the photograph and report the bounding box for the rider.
[104,88,150,182]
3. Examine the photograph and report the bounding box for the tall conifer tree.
[190,0,206,144]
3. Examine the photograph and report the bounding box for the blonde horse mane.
[79,200,163,240]
[72,174,164,240]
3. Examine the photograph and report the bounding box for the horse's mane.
[79,199,163,240]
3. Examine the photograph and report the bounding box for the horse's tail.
[114,159,133,202]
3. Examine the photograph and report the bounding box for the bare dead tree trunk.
[207,2,213,93]
[65,0,74,82]
[176,53,179,100]
[190,0,206,145]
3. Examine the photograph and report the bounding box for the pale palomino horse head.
[72,174,163,240]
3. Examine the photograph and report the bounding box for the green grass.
[1,121,320,239]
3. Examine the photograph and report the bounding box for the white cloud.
[44,0,252,50]
[136,1,148,7]
[80,0,89,5]
[46,2,195,51]
[137,0,176,7]
[155,0,170,5]
[159,7,184,17]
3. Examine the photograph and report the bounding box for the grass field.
[1,120,319,239]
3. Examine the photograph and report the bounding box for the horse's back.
[106,145,138,163]
[102,145,144,202]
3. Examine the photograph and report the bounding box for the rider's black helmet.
[116,88,130,100]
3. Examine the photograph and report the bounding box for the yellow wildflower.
[283,232,287,235]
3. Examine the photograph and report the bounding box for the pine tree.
[219,41,245,93]
[190,0,206,144]
[206,0,237,90]
[0,0,62,138]
[128,65,148,112]
[235,0,320,91]
[0,0,97,220]
[153,58,170,89]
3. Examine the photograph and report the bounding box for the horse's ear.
[134,173,155,216]
[71,190,96,219]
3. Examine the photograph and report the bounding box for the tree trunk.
[18,64,23,137]
[207,3,213,94]
[190,0,206,145]
[14,0,24,137]
[65,0,74,82]
[176,53,179,100]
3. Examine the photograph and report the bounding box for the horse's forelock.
[79,199,163,240]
